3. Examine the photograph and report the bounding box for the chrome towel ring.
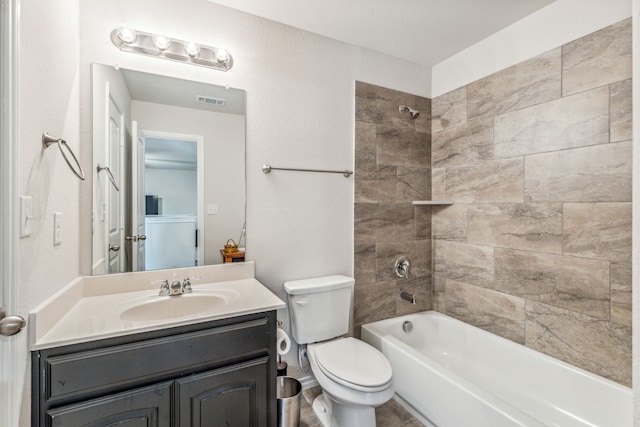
[96,164,120,191]
[42,132,86,180]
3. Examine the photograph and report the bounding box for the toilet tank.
[284,275,354,345]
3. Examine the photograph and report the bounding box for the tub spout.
[400,290,416,304]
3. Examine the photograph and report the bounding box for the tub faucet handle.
[395,256,411,278]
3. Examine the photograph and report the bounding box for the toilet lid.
[314,338,392,390]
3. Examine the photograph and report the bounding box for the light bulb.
[152,34,171,51]
[184,41,200,57]
[116,27,137,44]
[215,48,230,63]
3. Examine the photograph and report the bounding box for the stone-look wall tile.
[435,240,494,287]
[414,95,432,134]
[355,81,417,131]
[354,164,397,204]
[610,79,632,143]
[377,127,430,168]
[433,256,446,292]
[354,242,376,284]
[467,48,561,121]
[414,205,432,239]
[376,240,431,282]
[524,141,632,202]
[431,168,446,200]
[355,121,377,165]
[396,276,432,316]
[432,86,466,133]
[562,18,632,96]
[397,166,430,201]
[354,280,396,331]
[494,86,609,158]
[432,204,467,241]
[611,262,632,327]
[433,291,445,312]
[525,301,631,386]
[445,280,526,344]
[467,204,563,253]
[445,158,524,203]
[354,203,414,244]
[432,117,493,168]
[563,203,631,263]
[355,81,432,333]
[494,248,610,319]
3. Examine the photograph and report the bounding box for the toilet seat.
[314,338,392,392]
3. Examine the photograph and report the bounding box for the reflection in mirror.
[91,63,246,275]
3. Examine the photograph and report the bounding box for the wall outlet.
[19,195,33,237]
[53,212,62,245]
[207,204,218,215]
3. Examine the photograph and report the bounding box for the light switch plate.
[53,212,62,245]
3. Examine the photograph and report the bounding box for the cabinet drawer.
[47,381,172,427]
[44,318,269,401]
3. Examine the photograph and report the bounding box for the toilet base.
[312,393,376,427]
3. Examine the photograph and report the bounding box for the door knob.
[109,244,120,252]
[138,235,147,240]
[125,235,137,242]
[0,308,26,336]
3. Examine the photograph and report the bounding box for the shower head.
[399,105,420,119]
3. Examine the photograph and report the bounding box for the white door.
[1,1,22,424]
[106,97,124,273]
[131,121,146,271]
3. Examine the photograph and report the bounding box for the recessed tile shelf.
[412,201,455,205]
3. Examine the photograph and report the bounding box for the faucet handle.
[182,276,201,293]
[151,279,170,296]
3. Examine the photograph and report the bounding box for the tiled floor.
[299,386,426,427]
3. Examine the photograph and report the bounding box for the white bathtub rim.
[362,310,631,395]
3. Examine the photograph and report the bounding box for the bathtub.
[361,311,632,427]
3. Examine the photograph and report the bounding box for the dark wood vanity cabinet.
[32,311,277,427]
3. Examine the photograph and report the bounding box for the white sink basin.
[119,291,237,322]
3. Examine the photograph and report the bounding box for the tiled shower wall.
[431,19,632,386]
[354,82,432,336]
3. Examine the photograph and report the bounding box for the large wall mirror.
[91,63,246,275]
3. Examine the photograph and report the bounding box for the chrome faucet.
[400,290,416,304]
[170,280,183,295]
[154,276,201,296]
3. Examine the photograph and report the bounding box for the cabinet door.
[176,357,270,427]
[46,381,172,427]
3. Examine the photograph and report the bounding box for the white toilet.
[284,275,394,427]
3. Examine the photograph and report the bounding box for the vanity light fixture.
[110,27,233,72]
[151,34,171,51]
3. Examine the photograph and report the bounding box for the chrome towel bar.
[262,164,353,178]
[42,132,86,180]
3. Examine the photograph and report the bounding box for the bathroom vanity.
[29,263,285,427]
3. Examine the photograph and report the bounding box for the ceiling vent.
[196,95,226,106]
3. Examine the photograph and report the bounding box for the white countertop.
[30,262,285,350]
